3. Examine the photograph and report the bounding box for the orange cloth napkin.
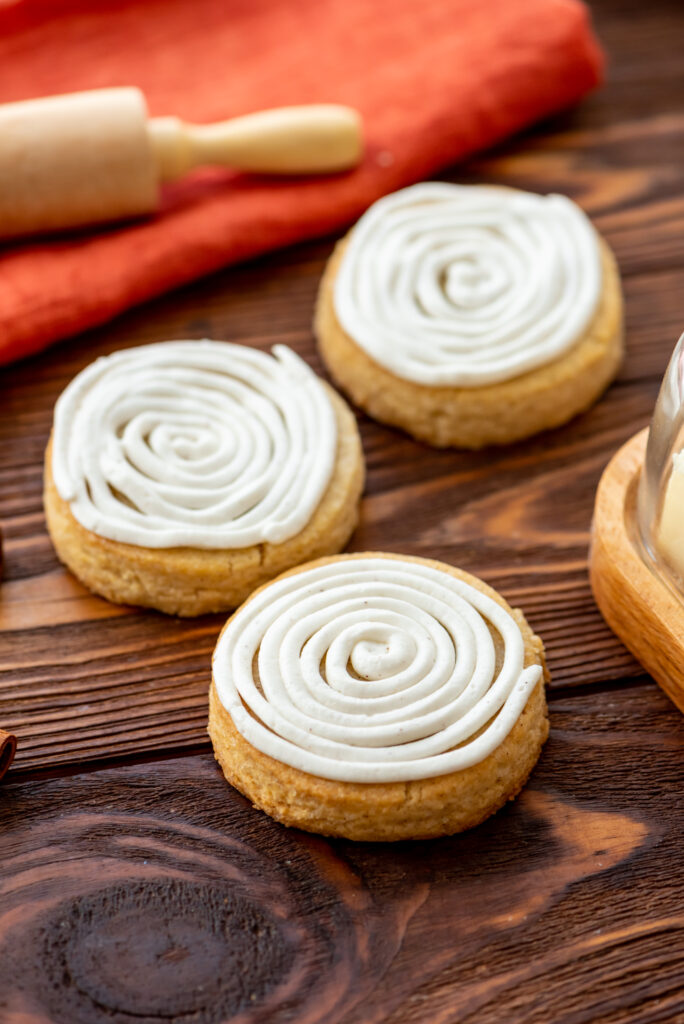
[0,0,603,366]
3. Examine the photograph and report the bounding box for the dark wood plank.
[567,0,684,128]
[2,0,684,776]
[0,373,655,771]
[1,683,682,1024]
[1,1,684,1021]
[0,296,665,769]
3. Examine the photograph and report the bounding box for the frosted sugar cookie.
[44,341,364,615]
[315,183,623,448]
[209,552,549,840]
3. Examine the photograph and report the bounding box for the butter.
[657,451,684,583]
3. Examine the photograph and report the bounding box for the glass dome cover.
[638,331,684,596]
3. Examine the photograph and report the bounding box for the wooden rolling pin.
[0,87,363,238]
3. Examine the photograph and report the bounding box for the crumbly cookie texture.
[44,386,364,616]
[315,236,623,449]
[209,553,549,841]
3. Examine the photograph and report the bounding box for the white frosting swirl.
[213,556,542,783]
[333,183,603,387]
[52,340,337,549]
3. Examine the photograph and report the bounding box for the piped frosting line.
[213,557,542,783]
[333,183,602,387]
[52,340,337,549]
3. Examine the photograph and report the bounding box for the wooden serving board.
[1,1,684,1022]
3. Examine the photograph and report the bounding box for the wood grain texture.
[0,684,682,1024]
[4,100,681,767]
[0,729,17,782]
[1,2,684,1021]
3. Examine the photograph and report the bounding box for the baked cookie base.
[209,553,550,841]
[44,386,364,616]
[315,235,623,449]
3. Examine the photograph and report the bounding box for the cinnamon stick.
[0,730,17,782]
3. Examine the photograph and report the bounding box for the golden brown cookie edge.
[209,551,550,841]
[315,222,623,449]
[44,385,364,616]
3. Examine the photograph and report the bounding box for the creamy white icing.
[52,340,337,549]
[333,182,603,387]
[213,556,542,783]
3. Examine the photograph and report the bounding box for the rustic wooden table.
[1,1,683,1021]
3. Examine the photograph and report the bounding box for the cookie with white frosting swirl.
[44,341,364,615]
[209,552,549,840]
[315,183,623,448]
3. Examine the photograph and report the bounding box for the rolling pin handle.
[146,115,190,181]
[148,104,363,181]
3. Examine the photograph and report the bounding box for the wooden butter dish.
[591,334,684,715]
